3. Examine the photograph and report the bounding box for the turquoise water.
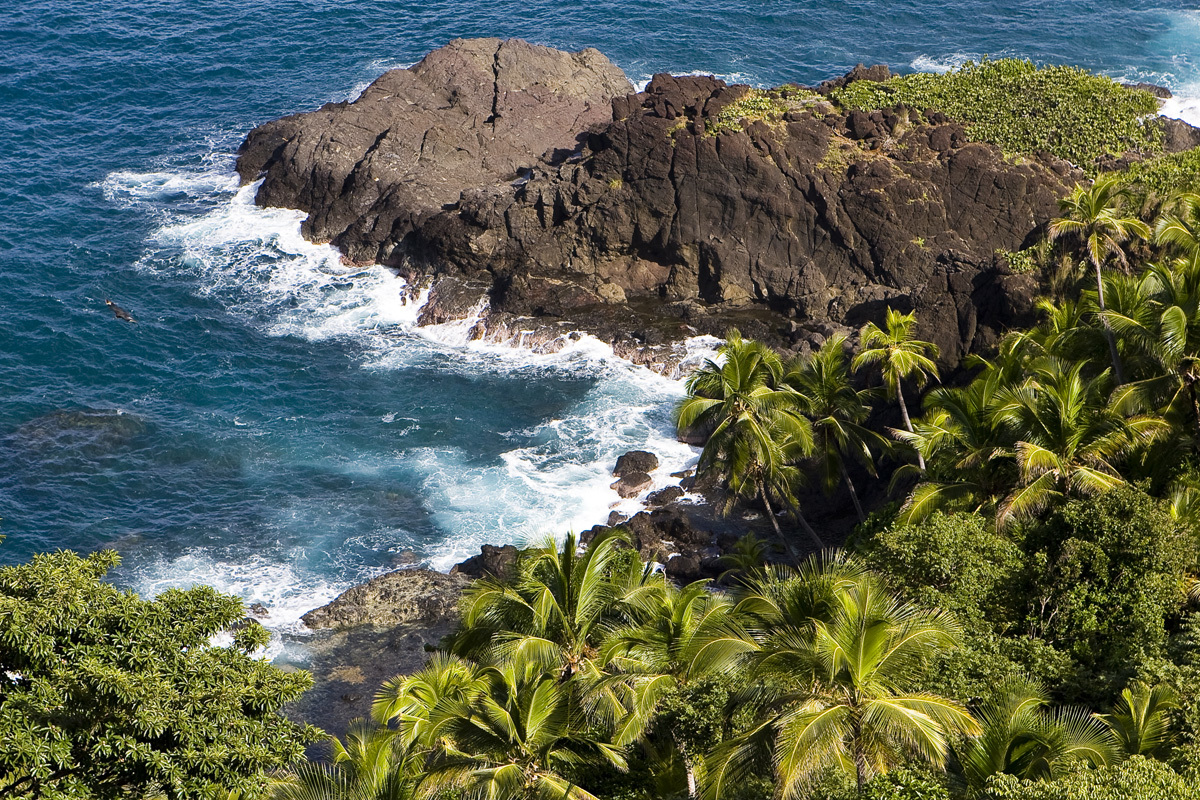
[3,0,1200,632]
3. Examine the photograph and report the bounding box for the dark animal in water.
[105,299,135,323]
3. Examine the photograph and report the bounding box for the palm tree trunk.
[841,462,866,523]
[794,506,825,550]
[759,484,783,539]
[1094,259,1125,384]
[852,719,869,792]
[686,759,698,799]
[896,383,925,471]
[1190,381,1200,444]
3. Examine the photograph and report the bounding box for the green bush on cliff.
[984,757,1200,800]
[832,58,1162,170]
[1116,145,1200,198]
[705,89,788,136]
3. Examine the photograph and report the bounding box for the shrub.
[705,89,788,137]
[985,757,1200,800]
[1115,146,1200,198]
[0,550,317,799]
[832,58,1162,171]
[1024,486,1197,695]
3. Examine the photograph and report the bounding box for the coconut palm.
[373,654,487,748]
[1104,258,1200,442]
[704,555,978,798]
[450,531,647,706]
[993,357,1168,527]
[785,336,890,523]
[600,580,749,798]
[893,363,1016,523]
[853,308,940,470]
[418,665,626,800]
[1047,174,1152,383]
[1098,682,1180,759]
[676,329,822,548]
[272,721,417,800]
[960,678,1118,789]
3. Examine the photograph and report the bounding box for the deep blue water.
[2,0,1200,632]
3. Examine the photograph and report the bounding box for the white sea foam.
[123,549,374,658]
[631,69,761,93]
[909,53,980,75]
[101,169,240,204]
[1161,88,1200,129]
[109,164,704,630]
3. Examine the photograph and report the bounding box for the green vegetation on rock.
[833,59,1162,170]
[704,89,788,136]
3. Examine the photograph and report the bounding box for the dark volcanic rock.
[614,450,659,476]
[646,485,685,506]
[237,38,633,264]
[1123,82,1173,99]
[450,543,520,580]
[241,44,1176,368]
[1161,117,1200,154]
[396,71,1085,367]
[612,471,653,498]
[301,568,467,630]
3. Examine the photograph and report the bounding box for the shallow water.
[2,0,1199,638]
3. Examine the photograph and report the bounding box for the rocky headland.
[231,37,1189,373]
[243,39,1200,734]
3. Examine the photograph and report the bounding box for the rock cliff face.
[237,39,1092,368]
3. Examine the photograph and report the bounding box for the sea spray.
[101,164,707,635]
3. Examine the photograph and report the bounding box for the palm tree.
[1048,174,1152,383]
[1104,254,1200,442]
[1098,682,1179,759]
[853,308,940,470]
[272,721,417,800]
[960,678,1118,789]
[893,362,1016,523]
[992,357,1168,527]
[450,531,642,699]
[785,336,890,523]
[704,555,978,798]
[373,654,487,748]
[418,665,626,800]
[676,329,822,548]
[600,580,748,798]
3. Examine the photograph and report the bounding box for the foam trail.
[109,164,705,631]
[909,53,979,74]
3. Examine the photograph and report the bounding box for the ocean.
[2,0,1199,641]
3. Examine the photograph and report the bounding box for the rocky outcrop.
[237,38,632,263]
[237,39,1144,369]
[301,568,467,630]
[450,544,519,581]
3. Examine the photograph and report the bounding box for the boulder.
[665,554,702,583]
[614,450,659,476]
[301,569,468,630]
[450,543,520,580]
[646,485,685,506]
[611,471,653,498]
